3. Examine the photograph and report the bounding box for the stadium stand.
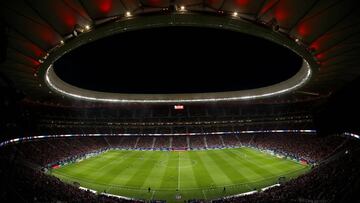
[212,139,360,203]
[154,136,170,149]
[222,135,240,147]
[0,133,357,202]
[189,136,205,149]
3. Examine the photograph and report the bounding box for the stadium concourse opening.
[54,26,303,94]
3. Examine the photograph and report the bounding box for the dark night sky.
[54,26,302,94]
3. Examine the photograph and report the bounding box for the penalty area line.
[151,190,155,200]
[202,190,207,200]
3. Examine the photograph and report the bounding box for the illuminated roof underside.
[2,0,359,104]
[42,14,315,103]
[46,60,311,103]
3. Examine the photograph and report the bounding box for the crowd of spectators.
[250,133,344,162]
[2,137,109,166]
[118,137,137,148]
[104,136,124,148]
[221,135,240,147]
[154,136,170,148]
[205,135,222,148]
[0,158,144,203]
[213,139,360,203]
[171,136,188,148]
[1,133,346,167]
[190,136,205,148]
[0,133,352,202]
[136,136,154,148]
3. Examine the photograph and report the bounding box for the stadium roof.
[0,0,359,105]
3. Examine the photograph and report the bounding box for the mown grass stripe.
[56,151,117,173]
[239,148,306,174]
[109,151,155,186]
[159,152,178,189]
[51,148,310,202]
[195,150,232,186]
[124,151,163,188]
[92,151,142,183]
[55,151,127,180]
[145,152,172,189]
[206,150,250,184]
[178,152,198,189]
[188,151,215,188]
[212,150,254,182]
[219,149,262,180]
[234,149,278,174]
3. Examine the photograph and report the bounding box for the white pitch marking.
[178,152,181,190]
[151,190,155,200]
[202,190,207,200]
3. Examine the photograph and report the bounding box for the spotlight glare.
[85,25,90,30]
[233,12,238,17]
[60,40,64,44]
[125,11,132,17]
[180,6,186,11]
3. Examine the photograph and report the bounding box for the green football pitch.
[50,147,310,202]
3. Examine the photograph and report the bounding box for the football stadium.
[0,0,360,203]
